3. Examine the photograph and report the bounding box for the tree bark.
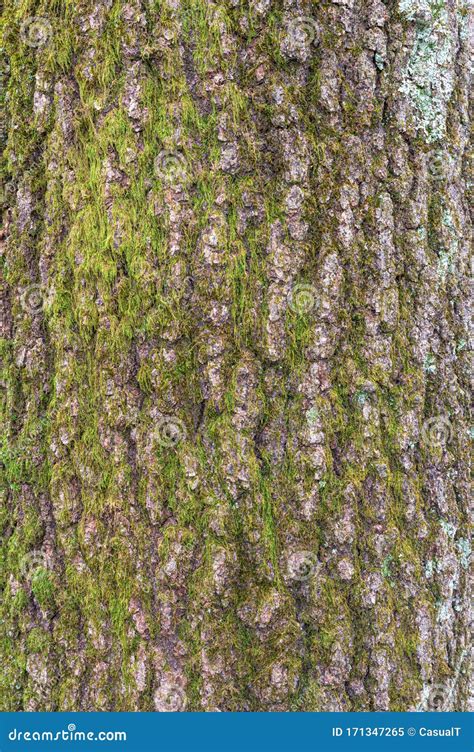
[1,0,472,712]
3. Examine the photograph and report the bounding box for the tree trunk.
[1,0,471,712]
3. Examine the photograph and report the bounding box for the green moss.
[0,0,468,713]
[31,569,56,609]
[26,627,51,654]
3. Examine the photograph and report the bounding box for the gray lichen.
[399,0,458,143]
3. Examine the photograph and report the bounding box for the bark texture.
[0,0,472,712]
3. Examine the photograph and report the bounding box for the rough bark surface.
[0,0,472,712]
